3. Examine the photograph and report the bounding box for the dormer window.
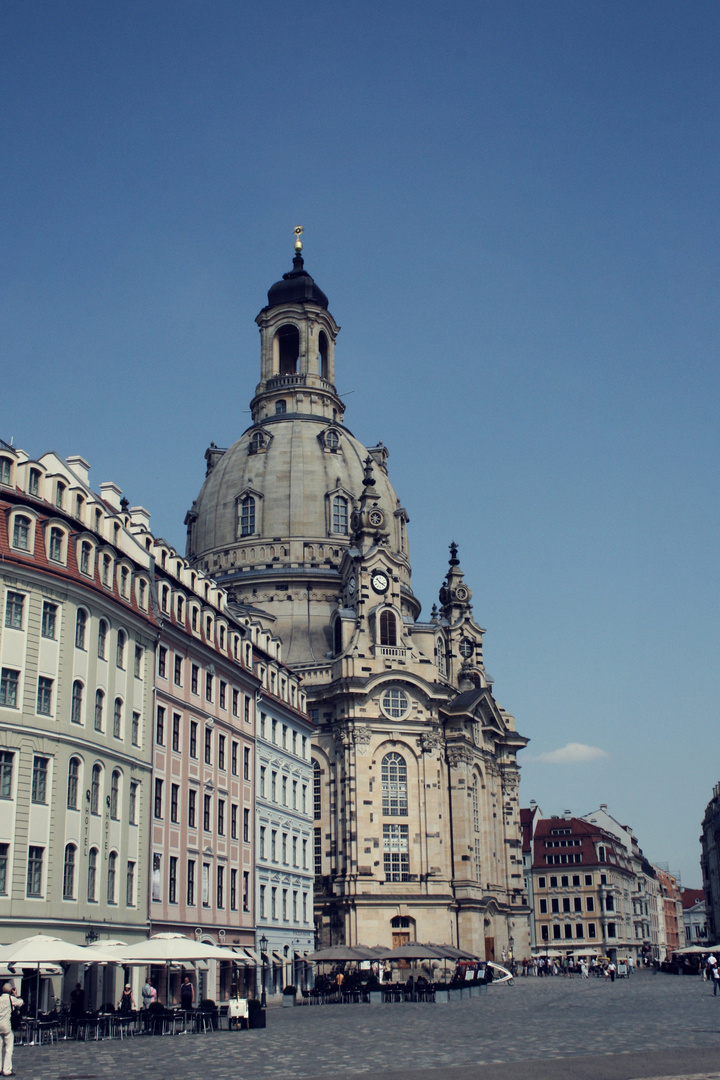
[28,469,40,497]
[49,527,65,563]
[80,542,92,575]
[56,481,65,509]
[12,515,31,551]
[240,495,255,536]
[0,457,12,486]
[325,430,339,449]
[249,432,265,454]
[332,495,348,534]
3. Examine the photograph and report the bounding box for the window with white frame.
[383,823,409,881]
[382,752,407,816]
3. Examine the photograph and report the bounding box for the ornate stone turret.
[439,542,473,619]
[251,227,344,424]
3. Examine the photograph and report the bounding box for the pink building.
[131,523,260,1004]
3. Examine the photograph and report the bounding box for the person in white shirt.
[0,981,23,1077]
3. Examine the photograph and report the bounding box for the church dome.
[265,252,329,311]
[188,418,402,563]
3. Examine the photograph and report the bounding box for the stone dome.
[186,416,413,665]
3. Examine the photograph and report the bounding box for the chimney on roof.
[99,481,123,512]
[129,506,151,530]
[67,455,90,486]
[529,800,536,807]
[563,809,572,820]
[600,803,608,813]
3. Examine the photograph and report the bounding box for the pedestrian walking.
[0,981,23,1077]
[713,965,720,996]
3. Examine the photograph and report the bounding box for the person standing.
[141,977,155,1010]
[69,982,85,1018]
[0,981,23,1077]
[117,985,135,1014]
[713,965,720,997]
[180,977,194,1012]
[608,961,616,983]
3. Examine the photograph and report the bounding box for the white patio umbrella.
[115,933,246,1005]
[118,932,244,964]
[0,934,121,1017]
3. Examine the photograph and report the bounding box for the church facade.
[185,236,530,960]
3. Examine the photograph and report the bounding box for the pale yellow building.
[185,238,530,959]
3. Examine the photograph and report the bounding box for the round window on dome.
[381,688,409,720]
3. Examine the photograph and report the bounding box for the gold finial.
[293,225,304,252]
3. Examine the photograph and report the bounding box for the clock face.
[348,576,356,595]
[459,638,474,658]
[371,571,389,594]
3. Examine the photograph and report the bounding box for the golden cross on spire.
[293,225,304,253]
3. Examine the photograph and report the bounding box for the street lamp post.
[259,934,268,1008]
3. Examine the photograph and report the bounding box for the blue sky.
[2,1,718,886]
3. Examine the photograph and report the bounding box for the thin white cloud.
[530,742,610,765]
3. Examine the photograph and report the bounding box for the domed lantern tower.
[185,232,530,959]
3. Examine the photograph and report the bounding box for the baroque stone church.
[185,233,530,959]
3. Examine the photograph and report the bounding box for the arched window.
[240,495,255,536]
[49,526,64,562]
[379,610,397,647]
[318,330,329,379]
[116,630,126,669]
[436,637,446,677]
[333,618,343,656]
[113,698,122,739]
[332,495,348,534]
[88,847,98,901]
[67,757,80,809]
[275,400,286,414]
[313,759,322,820]
[71,681,83,725]
[75,609,87,650]
[12,515,30,550]
[161,585,170,613]
[107,851,117,904]
[94,690,104,732]
[472,777,479,832]
[90,764,101,814]
[80,541,92,575]
[97,619,108,659]
[110,770,120,819]
[382,752,407,816]
[63,844,76,900]
[276,324,299,375]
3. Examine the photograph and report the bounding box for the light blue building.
[249,624,314,998]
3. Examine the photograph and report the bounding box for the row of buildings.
[522,804,688,963]
[0,441,314,1003]
[1,236,531,1002]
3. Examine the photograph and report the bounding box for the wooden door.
[485,936,495,961]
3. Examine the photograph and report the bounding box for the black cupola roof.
[265,252,329,310]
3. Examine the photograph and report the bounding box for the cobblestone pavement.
[11,972,720,1080]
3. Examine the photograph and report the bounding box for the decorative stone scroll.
[445,742,474,768]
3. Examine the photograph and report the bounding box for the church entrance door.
[484,936,495,961]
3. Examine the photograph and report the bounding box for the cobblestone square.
[12,973,720,1080]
